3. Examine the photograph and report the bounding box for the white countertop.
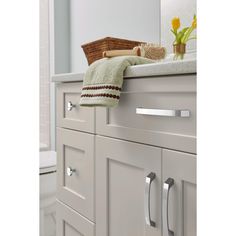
[52,53,196,82]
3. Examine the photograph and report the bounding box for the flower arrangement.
[171,15,197,59]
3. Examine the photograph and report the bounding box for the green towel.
[80,56,155,107]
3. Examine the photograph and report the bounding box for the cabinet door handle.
[144,172,156,227]
[67,101,76,111]
[136,108,190,118]
[66,167,76,176]
[163,178,174,236]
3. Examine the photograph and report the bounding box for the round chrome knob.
[66,167,76,176]
[67,101,76,111]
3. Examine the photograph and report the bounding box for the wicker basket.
[81,37,144,65]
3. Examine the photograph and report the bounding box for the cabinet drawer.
[96,75,196,153]
[56,82,95,132]
[57,128,94,221]
[56,200,95,236]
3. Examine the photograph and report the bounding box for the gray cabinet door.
[56,200,95,236]
[96,136,162,236]
[162,149,196,236]
[57,128,95,221]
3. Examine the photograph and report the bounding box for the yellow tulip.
[192,18,197,29]
[172,17,180,31]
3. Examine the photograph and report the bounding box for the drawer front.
[56,200,95,236]
[96,75,196,153]
[56,82,95,132]
[57,128,94,221]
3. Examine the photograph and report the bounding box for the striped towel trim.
[80,84,121,107]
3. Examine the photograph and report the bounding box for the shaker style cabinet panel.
[96,136,162,236]
[162,149,196,236]
[96,75,196,153]
[56,82,95,133]
[57,128,95,221]
[56,200,95,236]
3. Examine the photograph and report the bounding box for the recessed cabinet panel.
[96,75,196,153]
[64,146,86,195]
[57,82,95,132]
[56,200,95,236]
[109,159,146,236]
[65,223,83,236]
[96,136,162,236]
[162,149,196,236]
[57,128,94,221]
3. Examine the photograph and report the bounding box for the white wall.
[70,0,160,73]
[53,0,196,74]
[40,0,51,149]
[161,0,196,54]
[54,0,71,74]
[40,0,56,151]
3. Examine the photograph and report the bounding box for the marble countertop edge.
[52,58,196,83]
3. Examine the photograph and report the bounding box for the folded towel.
[80,56,154,107]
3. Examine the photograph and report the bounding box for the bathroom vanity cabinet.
[54,69,196,236]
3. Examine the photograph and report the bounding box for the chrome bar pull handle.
[163,178,174,236]
[144,172,156,227]
[67,101,76,111]
[136,108,190,118]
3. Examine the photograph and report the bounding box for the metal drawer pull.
[163,178,174,236]
[67,101,76,111]
[144,172,156,227]
[66,167,76,176]
[136,108,190,117]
